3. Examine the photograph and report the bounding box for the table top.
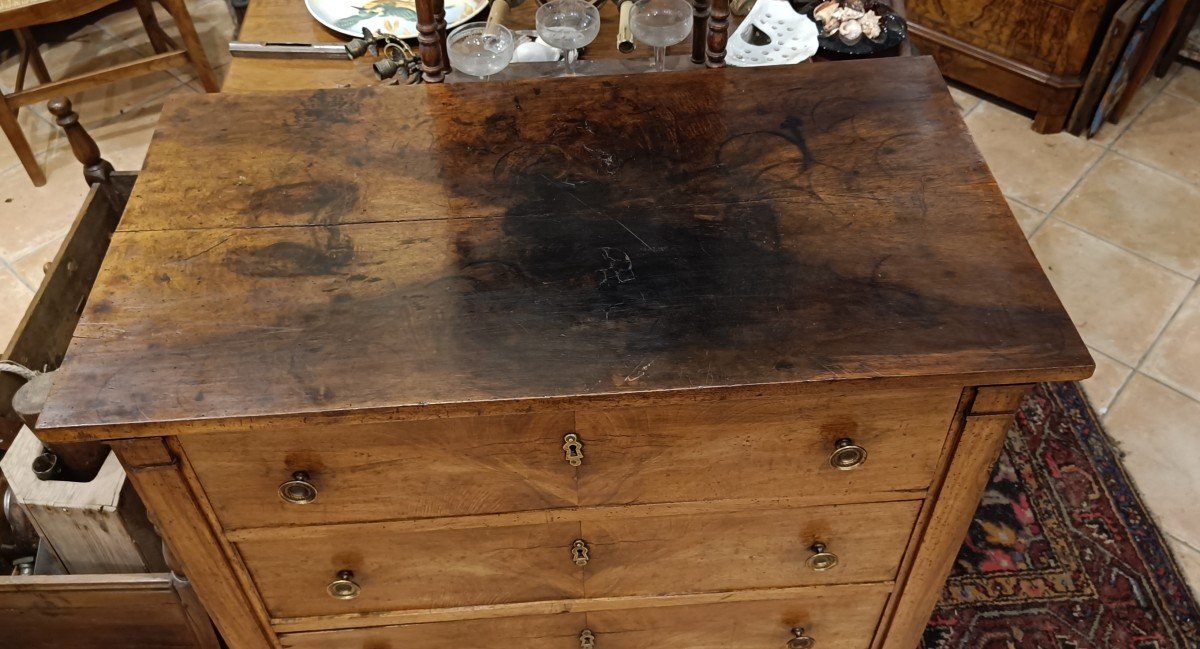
[223,0,696,93]
[37,58,1091,441]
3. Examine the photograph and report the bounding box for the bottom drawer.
[278,584,891,649]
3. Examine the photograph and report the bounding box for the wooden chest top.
[37,57,1090,441]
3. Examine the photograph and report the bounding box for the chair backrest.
[410,0,730,82]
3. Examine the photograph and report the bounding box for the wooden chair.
[1,0,220,186]
[412,0,730,82]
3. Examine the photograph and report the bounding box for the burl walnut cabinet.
[34,59,1091,648]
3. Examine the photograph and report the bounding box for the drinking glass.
[630,0,692,71]
[447,22,516,81]
[536,0,601,75]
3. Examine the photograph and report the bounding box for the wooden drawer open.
[277,584,891,648]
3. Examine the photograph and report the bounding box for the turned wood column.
[706,0,728,67]
[691,0,710,64]
[416,0,448,82]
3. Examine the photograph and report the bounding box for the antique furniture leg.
[134,0,177,54]
[435,0,451,74]
[706,0,728,67]
[690,0,709,64]
[113,437,276,649]
[0,94,45,186]
[157,0,221,92]
[15,29,52,84]
[417,0,447,82]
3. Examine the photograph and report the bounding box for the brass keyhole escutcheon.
[580,629,596,648]
[828,438,867,471]
[563,433,585,467]
[788,627,815,649]
[327,570,360,600]
[571,539,590,566]
[805,542,839,572]
[278,471,318,504]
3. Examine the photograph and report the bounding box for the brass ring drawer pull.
[327,570,361,600]
[278,471,318,504]
[563,433,585,467]
[579,629,596,648]
[805,542,839,571]
[788,627,815,649]
[828,438,867,470]
[571,539,591,566]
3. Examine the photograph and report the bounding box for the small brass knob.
[788,627,815,649]
[805,542,839,571]
[279,471,317,504]
[828,438,867,471]
[327,570,360,600]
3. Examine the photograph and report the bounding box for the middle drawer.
[237,500,919,620]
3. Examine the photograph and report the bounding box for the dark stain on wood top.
[37,58,1092,440]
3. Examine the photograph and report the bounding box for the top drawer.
[182,387,960,530]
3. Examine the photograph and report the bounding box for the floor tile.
[0,154,90,259]
[0,265,33,348]
[1055,154,1200,278]
[947,83,981,114]
[966,102,1104,211]
[1143,288,1200,402]
[1006,197,1045,236]
[1167,536,1200,599]
[1080,347,1132,416]
[10,233,65,290]
[1029,219,1191,366]
[1115,92,1200,186]
[1165,64,1200,103]
[0,107,59,176]
[1088,67,1175,146]
[101,0,235,76]
[1105,374,1200,550]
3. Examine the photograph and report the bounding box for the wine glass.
[630,0,692,72]
[447,22,516,81]
[536,0,601,75]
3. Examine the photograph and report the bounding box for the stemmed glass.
[447,21,516,81]
[536,0,601,75]
[630,0,692,72]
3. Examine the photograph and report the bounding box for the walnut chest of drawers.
[34,59,1093,649]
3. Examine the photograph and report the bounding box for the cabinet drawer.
[277,585,890,648]
[577,386,960,507]
[278,613,588,649]
[583,500,920,597]
[180,412,577,530]
[238,521,584,618]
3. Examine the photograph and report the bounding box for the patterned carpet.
[922,382,1200,649]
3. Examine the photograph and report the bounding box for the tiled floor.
[1,4,1199,596]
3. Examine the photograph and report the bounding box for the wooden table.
[225,0,698,92]
[36,57,1090,649]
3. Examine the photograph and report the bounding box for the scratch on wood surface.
[623,359,654,384]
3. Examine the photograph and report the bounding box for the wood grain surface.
[277,611,589,649]
[180,412,577,530]
[577,388,960,506]
[37,58,1092,441]
[237,520,585,618]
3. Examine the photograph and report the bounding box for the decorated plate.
[306,0,489,38]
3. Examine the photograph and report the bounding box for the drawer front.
[180,411,577,529]
[583,500,921,597]
[278,585,890,648]
[577,387,960,507]
[238,521,584,618]
[585,588,890,649]
[279,613,588,649]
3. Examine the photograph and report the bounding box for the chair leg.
[0,96,47,186]
[156,0,221,92]
[15,29,52,84]
[134,0,174,53]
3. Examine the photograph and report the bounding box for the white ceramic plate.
[306,0,489,39]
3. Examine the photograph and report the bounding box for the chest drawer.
[180,412,577,530]
[577,386,960,507]
[238,521,584,619]
[277,584,890,648]
[583,500,920,597]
